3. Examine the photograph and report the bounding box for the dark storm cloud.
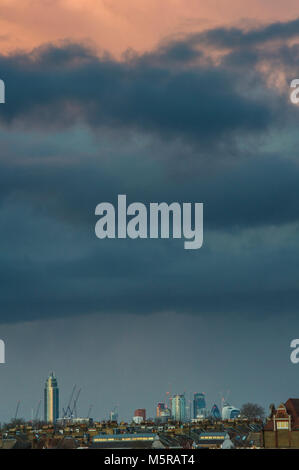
[0,36,280,145]
[1,17,299,152]
[193,17,299,49]
[0,145,299,323]
[0,19,299,323]
[0,18,298,138]
[1,149,299,231]
[1,205,299,322]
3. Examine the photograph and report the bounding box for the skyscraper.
[211,404,221,420]
[171,394,186,422]
[221,403,240,420]
[193,392,206,419]
[110,409,118,422]
[134,409,146,420]
[156,402,165,418]
[44,372,59,423]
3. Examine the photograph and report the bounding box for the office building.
[171,394,186,422]
[221,402,240,420]
[110,410,118,422]
[156,402,165,418]
[44,372,59,423]
[134,409,146,421]
[193,392,206,419]
[211,404,221,420]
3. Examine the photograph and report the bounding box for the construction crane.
[87,405,93,419]
[70,388,81,418]
[165,391,170,409]
[219,389,230,410]
[62,384,76,418]
[14,401,20,421]
[34,400,41,422]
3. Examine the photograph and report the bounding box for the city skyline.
[2,369,252,424]
[0,310,297,424]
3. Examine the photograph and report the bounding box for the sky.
[1,1,299,423]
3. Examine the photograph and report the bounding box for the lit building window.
[276,421,289,430]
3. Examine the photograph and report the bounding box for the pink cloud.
[0,0,299,56]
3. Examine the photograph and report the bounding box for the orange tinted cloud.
[1,0,299,55]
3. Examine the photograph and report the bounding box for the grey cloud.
[0,19,299,324]
[0,36,281,146]
[194,17,299,49]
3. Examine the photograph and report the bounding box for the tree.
[240,403,265,419]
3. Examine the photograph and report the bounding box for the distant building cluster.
[3,372,299,449]
[42,372,241,426]
[152,392,240,424]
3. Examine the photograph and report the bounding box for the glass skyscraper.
[211,404,221,420]
[44,372,59,423]
[221,403,240,420]
[171,394,186,422]
[193,392,206,419]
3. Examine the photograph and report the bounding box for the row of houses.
[68,399,299,449]
[2,398,299,448]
